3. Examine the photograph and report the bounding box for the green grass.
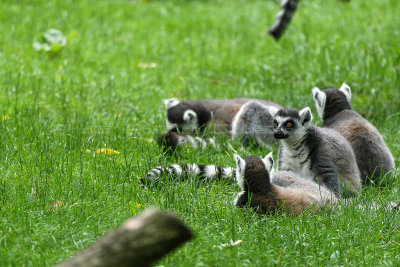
[1,0,400,266]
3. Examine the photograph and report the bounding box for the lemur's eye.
[273,121,278,127]
[286,122,293,127]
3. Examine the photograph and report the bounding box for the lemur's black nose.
[274,130,286,139]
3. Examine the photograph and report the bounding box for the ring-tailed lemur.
[159,98,282,149]
[272,107,361,197]
[234,152,337,215]
[312,83,395,183]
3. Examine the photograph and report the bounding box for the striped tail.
[268,0,299,40]
[157,131,218,150]
[144,164,235,183]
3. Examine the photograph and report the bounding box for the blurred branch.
[55,208,193,267]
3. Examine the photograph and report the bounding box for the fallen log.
[56,208,193,267]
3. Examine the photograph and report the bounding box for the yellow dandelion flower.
[95,148,120,155]
[137,204,144,208]
[46,200,65,211]
[2,114,10,122]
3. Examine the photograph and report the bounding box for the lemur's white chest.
[279,144,314,181]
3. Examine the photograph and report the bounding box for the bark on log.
[55,208,193,267]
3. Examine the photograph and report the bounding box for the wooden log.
[56,208,193,267]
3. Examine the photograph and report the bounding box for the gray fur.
[312,85,395,182]
[162,98,282,147]
[274,107,361,197]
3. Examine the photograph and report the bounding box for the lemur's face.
[163,98,198,132]
[312,82,351,119]
[233,152,274,191]
[272,108,313,140]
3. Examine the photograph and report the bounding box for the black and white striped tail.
[158,131,217,150]
[268,0,299,40]
[144,164,235,183]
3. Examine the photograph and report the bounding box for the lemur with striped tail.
[312,83,395,183]
[158,98,282,149]
[234,152,337,216]
[272,107,361,197]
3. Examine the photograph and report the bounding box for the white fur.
[234,154,246,190]
[230,102,249,139]
[194,137,205,148]
[339,82,351,102]
[185,136,195,147]
[274,116,290,125]
[299,107,313,125]
[234,191,246,205]
[222,167,234,179]
[187,164,200,176]
[170,164,182,176]
[279,144,314,181]
[204,165,217,178]
[261,152,274,174]
[268,106,279,117]
[166,118,178,131]
[182,109,198,131]
[207,138,216,147]
[163,98,180,109]
[312,87,326,119]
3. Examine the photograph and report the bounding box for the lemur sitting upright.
[312,83,395,183]
[234,153,337,216]
[158,98,282,148]
[272,107,361,197]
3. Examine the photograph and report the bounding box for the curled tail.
[144,163,235,183]
[158,131,217,150]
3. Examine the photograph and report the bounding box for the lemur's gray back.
[273,107,361,197]
[312,84,395,182]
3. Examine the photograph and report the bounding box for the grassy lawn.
[1,0,400,265]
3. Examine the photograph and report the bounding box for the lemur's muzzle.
[274,130,287,139]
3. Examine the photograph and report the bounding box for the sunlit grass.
[0,0,399,266]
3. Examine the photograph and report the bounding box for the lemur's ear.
[299,107,313,126]
[312,87,326,119]
[233,153,245,173]
[339,82,351,102]
[163,98,180,109]
[183,110,197,122]
[262,152,274,174]
[268,106,279,117]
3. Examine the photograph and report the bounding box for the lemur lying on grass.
[158,98,282,149]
